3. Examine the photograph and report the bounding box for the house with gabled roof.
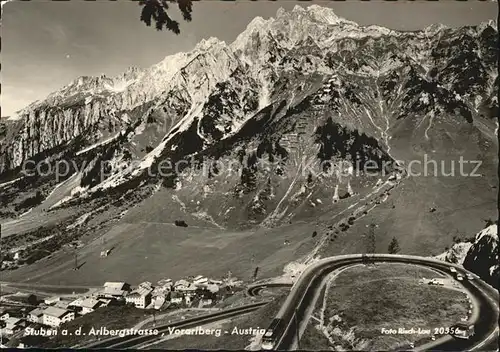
[125,286,152,309]
[80,298,101,315]
[42,307,74,327]
[27,308,44,324]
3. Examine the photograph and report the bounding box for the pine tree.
[307,172,313,185]
[252,267,259,282]
[388,237,401,254]
[139,0,193,34]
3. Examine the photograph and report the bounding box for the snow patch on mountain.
[103,78,137,93]
[258,73,271,109]
[0,177,22,189]
[6,113,22,121]
[76,132,121,156]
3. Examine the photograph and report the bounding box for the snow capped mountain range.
[0,5,497,226]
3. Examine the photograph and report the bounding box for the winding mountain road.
[253,254,498,351]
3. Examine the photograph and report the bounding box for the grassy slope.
[2,217,317,286]
[301,263,469,351]
[1,172,387,286]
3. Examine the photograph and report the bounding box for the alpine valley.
[0,5,498,288]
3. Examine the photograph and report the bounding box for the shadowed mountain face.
[463,224,499,289]
[0,6,497,233]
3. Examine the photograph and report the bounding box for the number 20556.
[433,327,455,335]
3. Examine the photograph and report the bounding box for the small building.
[155,279,173,292]
[4,317,25,335]
[99,282,131,299]
[44,296,61,305]
[157,278,172,286]
[184,295,193,306]
[174,279,190,291]
[42,307,75,328]
[153,296,166,310]
[80,298,101,315]
[138,281,153,289]
[97,298,113,308]
[186,284,198,295]
[9,293,38,306]
[100,249,111,257]
[0,311,10,321]
[157,279,172,290]
[125,286,152,309]
[68,297,84,308]
[151,287,167,298]
[206,284,220,293]
[19,306,31,317]
[55,300,71,310]
[161,282,173,291]
[194,277,209,285]
[0,308,23,321]
[169,292,183,305]
[199,298,213,307]
[27,308,45,324]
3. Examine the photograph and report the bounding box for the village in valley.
[0,273,245,348]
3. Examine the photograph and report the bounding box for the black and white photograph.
[0,0,498,350]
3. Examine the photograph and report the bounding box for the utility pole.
[73,250,78,271]
[366,224,376,266]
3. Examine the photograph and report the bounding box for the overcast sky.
[1,0,496,117]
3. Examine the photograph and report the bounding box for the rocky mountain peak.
[424,23,449,35]
[120,66,144,80]
[196,36,227,50]
[233,4,403,57]
[463,224,499,288]
[1,4,497,198]
[295,4,355,26]
[477,19,498,33]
